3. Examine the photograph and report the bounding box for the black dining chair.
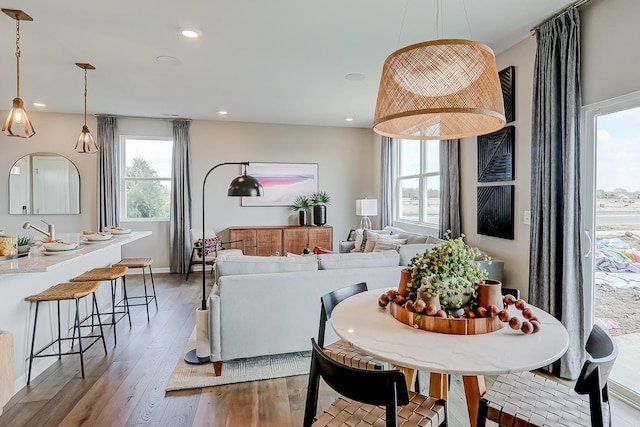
[318,282,388,370]
[303,338,448,427]
[477,323,618,427]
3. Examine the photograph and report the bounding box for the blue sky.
[597,106,640,192]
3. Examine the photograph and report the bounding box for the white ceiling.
[0,0,575,129]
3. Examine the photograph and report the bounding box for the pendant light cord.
[83,69,88,126]
[15,18,20,98]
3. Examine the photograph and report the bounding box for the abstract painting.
[477,125,515,182]
[477,185,514,240]
[499,65,515,123]
[241,162,318,206]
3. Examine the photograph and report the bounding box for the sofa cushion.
[351,228,391,252]
[317,250,400,270]
[373,234,408,252]
[216,255,318,276]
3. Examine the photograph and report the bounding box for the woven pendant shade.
[373,39,505,140]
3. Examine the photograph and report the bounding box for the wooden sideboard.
[229,226,333,256]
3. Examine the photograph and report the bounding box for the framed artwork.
[499,65,516,123]
[241,162,318,207]
[477,185,514,240]
[477,125,515,182]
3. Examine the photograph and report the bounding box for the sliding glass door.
[583,91,640,407]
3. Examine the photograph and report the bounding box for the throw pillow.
[361,229,392,252]
[194,237,223,257]
[373,234,408,252]
[313,246,335,254]
[351,228,391,253]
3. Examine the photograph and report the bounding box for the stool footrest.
[31,335,105,359]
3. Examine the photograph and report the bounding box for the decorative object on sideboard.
[184,162,263,365]
[74,63,98,153]
[355,199,377,229]
[291,195,311,226]
[311,190,330,226]
[1,8,35,138]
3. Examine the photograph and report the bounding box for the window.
[121,136,173,220]
[394,139,440,227]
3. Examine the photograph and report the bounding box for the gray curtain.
[170,119,193,273]
[529,7,584,380]
[439,139,461,239]
[379,136,393,228]
[97,116,119,231]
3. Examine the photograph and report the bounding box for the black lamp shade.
[227,174,264,197]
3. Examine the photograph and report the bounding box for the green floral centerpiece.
[407,232,488,312]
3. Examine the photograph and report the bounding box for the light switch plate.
[524,211,531,225]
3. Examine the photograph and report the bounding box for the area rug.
[165,330,311,392]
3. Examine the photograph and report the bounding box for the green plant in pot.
[311,191,331,226]
[407,232,488,314]
[17,236,32,253]
[291,195,311,226]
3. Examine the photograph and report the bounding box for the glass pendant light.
[1,9,35,138]
[74,63,98,153]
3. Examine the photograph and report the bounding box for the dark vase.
[298,210,307,226]
[313,204,326,226]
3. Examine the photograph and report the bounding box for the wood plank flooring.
[0,273,638,426]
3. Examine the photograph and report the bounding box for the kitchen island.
[0,231,151,394]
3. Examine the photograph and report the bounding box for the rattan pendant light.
[373,38,505,140]
[1,9,35,138]
[74,63,98,153]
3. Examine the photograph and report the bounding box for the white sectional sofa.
[208,228,504,362]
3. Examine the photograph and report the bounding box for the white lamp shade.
[356,199,378,217]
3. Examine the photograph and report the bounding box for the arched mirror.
[9,153,81,214]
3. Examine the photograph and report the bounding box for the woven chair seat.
[324,340,389,370]
[483,371,600,427]
[313,392,446,427]
[25,282,100,302]
[113,257,153,268]
[71,266,128,282]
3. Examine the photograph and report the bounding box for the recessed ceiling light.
[345,117,354,122]
[180,28,201,39]
[345,73,365,82]
[156,55,182,66]
[218,110,228,115]
[32,102,46,107]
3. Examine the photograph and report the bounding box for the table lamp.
[356,199,377,230]
[184,162,263,364]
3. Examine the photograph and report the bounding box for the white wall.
[0,113,378,269]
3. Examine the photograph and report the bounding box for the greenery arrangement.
[291,195,311,211]
[408,232,488,310]
[17,236,32,246]
[311,191,331,205]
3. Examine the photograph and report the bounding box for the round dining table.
[331,290,569,427]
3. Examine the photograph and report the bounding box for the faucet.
[22,220,56,241]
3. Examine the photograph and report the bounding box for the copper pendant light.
[74,63,98,153]
[2,9,35,138]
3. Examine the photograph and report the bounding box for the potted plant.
[311,191,331,226]
[407,232,488,314]
[17,236,32,253]
[291,195,311,226]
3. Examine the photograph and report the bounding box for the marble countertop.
[331,290,570,376]
[0,231,151,274]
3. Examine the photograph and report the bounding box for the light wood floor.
[0,273,638,427]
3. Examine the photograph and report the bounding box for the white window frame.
[392,138,440,233]
[120,135,173,221]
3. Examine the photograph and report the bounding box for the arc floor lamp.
[184,162,263,364]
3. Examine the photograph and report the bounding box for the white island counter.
[0,231,151,393]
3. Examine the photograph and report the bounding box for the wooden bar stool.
[112,257,157,321]
[71,266,130,346]
[25,281,107,385]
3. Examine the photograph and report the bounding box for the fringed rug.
[165,330,311,392]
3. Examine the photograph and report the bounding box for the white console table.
[0,231,151,393]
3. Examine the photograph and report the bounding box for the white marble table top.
[0,231,151,274]
[331,290,569,376]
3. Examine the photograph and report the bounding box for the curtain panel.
[97,116,119,231]
[170,119,193,273]
[439,139,461,239]
[529,7,584,380]
[380,136,393,229]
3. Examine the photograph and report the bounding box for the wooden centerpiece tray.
[389,302,504,335]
